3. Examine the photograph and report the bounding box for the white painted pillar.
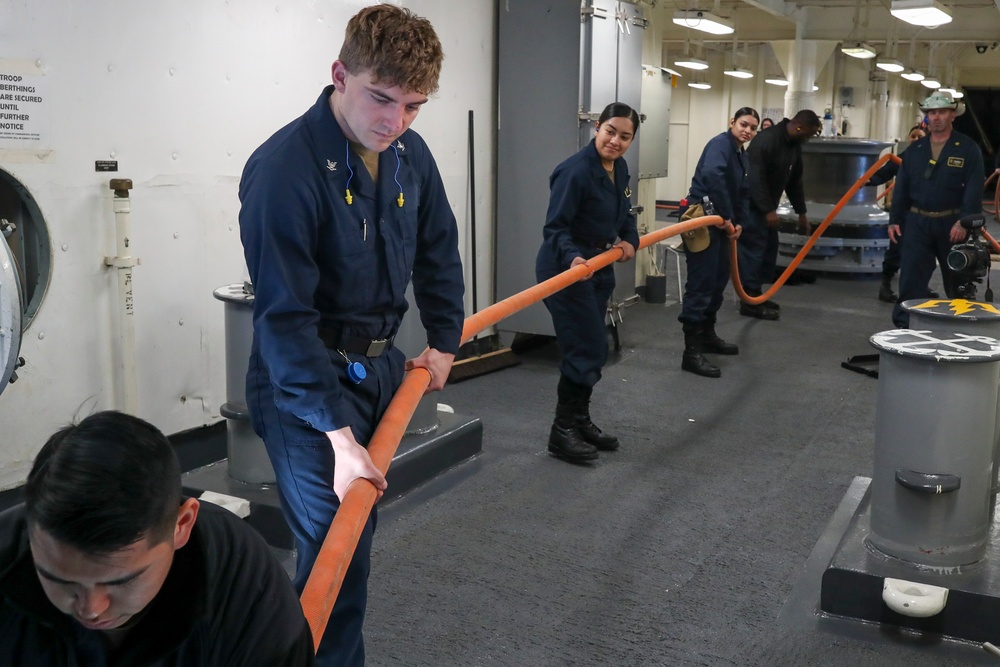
[785,21,817,117]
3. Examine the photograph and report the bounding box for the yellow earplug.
[345,189,353,205]
[397,192,404,207]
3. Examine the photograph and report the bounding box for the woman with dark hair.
[760,117,774,130]
[535,102,640,463]
[866,125,927,302]
[679,106,759,378]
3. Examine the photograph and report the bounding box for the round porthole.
[0,167,51,327]
[0,168,50,395]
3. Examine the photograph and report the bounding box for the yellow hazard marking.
[911,299,1000,315]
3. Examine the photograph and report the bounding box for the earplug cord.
[393,144,404,207]
[344,140,404,207]
[344,140,355,205]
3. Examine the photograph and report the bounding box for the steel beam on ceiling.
[738,0,797,20]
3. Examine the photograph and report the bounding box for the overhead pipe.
[104,178,139,415]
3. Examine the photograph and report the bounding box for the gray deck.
[364,264,999,666]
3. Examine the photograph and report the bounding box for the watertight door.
[0,226,23,397]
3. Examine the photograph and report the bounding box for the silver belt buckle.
[366,338,389,356]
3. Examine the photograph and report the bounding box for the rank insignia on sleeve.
[624,186,632,198]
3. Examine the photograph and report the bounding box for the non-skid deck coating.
[364,261,1000,666]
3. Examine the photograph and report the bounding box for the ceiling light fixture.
[841,42,877,59]
[890,0,953,28]
[764,76,789,86]
[687,81,712,90]
[675,57,709,70]
[723,66,754,79]
[920,77,941,89]
[672,10,734,35]
[875,58,905,73]
[900,69,925,81]
[660,66,683,77]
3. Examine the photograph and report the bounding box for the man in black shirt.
[740,109,822,320]
[0,411,314,666]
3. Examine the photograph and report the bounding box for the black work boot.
[739,301,780,321]
[681,323,721,378]
[701,317,738,355]
[878,272,897,303]
[548,418,599,462]
[575,384,619,451]
[548,376,598,462]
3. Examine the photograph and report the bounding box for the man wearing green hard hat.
[888,91,985,328]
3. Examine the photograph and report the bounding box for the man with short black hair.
[0,411,313,666]
[740,109,822,320]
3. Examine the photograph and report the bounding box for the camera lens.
[948,246,976,272]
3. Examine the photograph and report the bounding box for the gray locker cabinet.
[496,0,645,337]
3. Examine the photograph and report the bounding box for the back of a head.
[791,109,821,131]
[25,411,182,555]
[339,4,443,95]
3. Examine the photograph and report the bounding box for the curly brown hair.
[339,4,443,95]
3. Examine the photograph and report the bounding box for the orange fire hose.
[730,152,901,305]
[297,145,997,647]
[985,171,999,221]
[299,214,722,647]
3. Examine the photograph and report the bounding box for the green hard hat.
[919,92,958,111]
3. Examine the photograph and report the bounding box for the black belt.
[317,327,395,357]
[910,207,960,218]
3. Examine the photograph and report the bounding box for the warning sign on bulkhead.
[0,70,48,148]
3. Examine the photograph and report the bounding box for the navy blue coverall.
[239,87,464,666]
[680,130,748,324]
[867,158,903,276]
[890,130,984,327]
[742,120,808,295]
[536,140,639,388]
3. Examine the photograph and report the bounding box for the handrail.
[299,214,722,647]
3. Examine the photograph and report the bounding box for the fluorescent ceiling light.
[687,81,712,90]
[841,42,877,59]
[890,0,953,27]
[675,57,709,70]
[875,58,905,73]
[938,86,957,94]
[673,10,734,35]
[920,77,941,88]
[723,66,753,79]
[951,90,965,99]
[901,69,925,81]
[765,76,789,86]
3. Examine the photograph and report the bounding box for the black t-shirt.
[0,501,314,666]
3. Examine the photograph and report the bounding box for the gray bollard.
[213,284,276,485]
[904,298,1000,496]
[868,328,1000,567]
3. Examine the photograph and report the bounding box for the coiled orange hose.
[730,153,901,305]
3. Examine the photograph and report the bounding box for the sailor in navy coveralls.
[889,92,984,328]
[536,102,639,464]
[678,107,758,378]
[238,6,464,665]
